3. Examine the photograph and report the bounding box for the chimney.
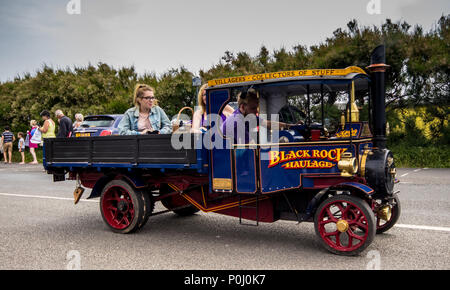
[367,45,389,149]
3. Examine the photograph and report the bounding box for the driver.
[221,88,295,144]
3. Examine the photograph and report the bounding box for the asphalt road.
[0,163,449,270]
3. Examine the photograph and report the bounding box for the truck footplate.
[238,194,259,226]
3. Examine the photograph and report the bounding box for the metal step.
[238,194,259,226]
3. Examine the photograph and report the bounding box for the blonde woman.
[191,83,234,133]
[118,84,172,135]
[28,120,39,164]
[73,113,84,129]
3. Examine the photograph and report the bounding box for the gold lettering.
[268,151,280,168]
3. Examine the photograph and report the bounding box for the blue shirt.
[118,106,172,135]
[2,131,14,143]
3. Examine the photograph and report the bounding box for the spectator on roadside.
[39,110,56,141]
[1,126,15,164]
[28,120,39,164]
[55,109,73,138]
[17,132,25,164]
[73,113,84,129]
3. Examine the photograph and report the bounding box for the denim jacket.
[118,106,172,135]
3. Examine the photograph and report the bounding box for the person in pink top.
[28,120,39,164]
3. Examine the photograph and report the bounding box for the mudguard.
[87,175,112,199]
[331,182,375,195]
[86,173,147,199]
[304,182,375,220]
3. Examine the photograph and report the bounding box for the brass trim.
[359,149,370,177]
[346,81,359,122]
[213,178,233,191]
[338,152,358,177]
[378,205,392,221]
[336,219,349,232]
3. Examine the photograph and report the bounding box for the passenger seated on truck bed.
[221,89,295,144]
[118,84,172,135]
[191,83,234,133]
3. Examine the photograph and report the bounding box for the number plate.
[75,133,91,137]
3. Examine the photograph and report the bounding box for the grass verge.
[389,144,450,168]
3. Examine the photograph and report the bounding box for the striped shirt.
[2,131,14,143]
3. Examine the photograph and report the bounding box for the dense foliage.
[1,16,448,158]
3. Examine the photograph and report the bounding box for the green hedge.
[389,144,450,168]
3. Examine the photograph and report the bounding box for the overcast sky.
[0,0,448,82]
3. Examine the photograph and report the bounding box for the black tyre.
[314,194,376,256]
[138,190,154,230]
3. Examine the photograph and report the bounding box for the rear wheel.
[314,194,376,256]
[100,180,145,234]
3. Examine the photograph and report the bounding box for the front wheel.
[314,194,376,256]
[100,180,146,234]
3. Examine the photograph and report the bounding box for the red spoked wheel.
[100,180,145,234]
[314,194,376,256]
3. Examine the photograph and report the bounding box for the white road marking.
[394,224,450,232]
[0,192,98,203]
[400,168,425,177]
[1,192,449,232]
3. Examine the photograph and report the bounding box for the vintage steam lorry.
[44,45,399,255]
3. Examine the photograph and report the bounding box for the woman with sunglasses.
[118,84,172,135]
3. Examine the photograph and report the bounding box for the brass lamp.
[338,152,359,177]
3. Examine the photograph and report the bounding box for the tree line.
[0,16,448,144]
